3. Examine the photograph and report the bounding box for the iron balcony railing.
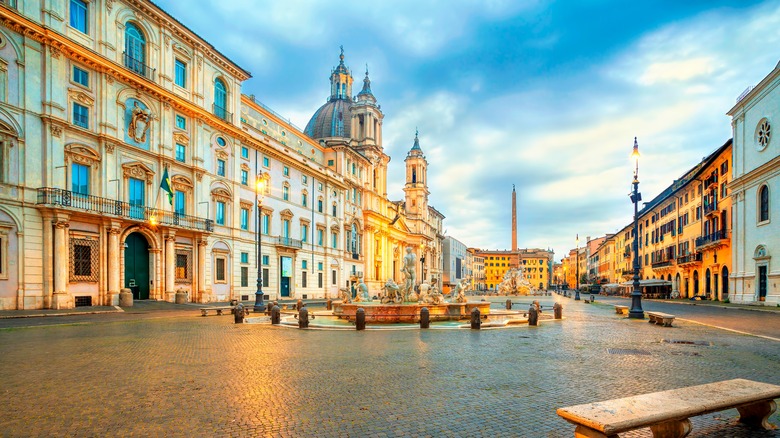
[696,229,727,248]
[123,52,156,81]
[703,201,718,215]
[676,252,702,265]
[704,173,718,188]
[37,187,213,232]
[213,104,233,123]
[652,259,673,268]
[274,236,303,249]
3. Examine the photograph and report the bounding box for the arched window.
[125,23,146,76]
[759,185,769,222]
[350,223,358,254]
[214,79,227,119]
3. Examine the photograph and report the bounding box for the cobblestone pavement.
[0,296,778,437]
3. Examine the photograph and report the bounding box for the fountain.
[496,266,534,295]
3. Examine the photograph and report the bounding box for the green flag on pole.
[160,167,173,206]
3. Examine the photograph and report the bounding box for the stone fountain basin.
[333,301,492,324]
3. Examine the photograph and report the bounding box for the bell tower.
[404,130,429,218]
[329,46,353,101]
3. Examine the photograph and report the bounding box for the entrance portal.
[758,265,767,301]
[124,232,150,300]
[280,256,292,297]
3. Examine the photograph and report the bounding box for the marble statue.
[128,101,151,143]
[339,287,352,304]
[452,278,469,303]
[381,279,404,304]
[401,246,416,300]
[354,279,371,302]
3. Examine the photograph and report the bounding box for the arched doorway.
[705,268,711,299]
[721,266,729,300]
[124,232,150,300]
[693,271,699,297]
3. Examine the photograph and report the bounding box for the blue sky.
[156,0,779,261]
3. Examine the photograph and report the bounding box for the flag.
[160,167,173,206]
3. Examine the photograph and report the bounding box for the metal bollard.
[356,308,366,330]
[590,294,595,303]
[528,304,538,326]
[506,299,512,310]
[234,303,245,324]
[553,302,562,319]
[326,298,332,310]
[298,305,309,329]
[271,305,281,324]
[420,307,430,329]
[470,307,481,330]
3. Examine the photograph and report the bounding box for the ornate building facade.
[0,1,444,309]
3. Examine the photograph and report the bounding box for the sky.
[155,0,780,261]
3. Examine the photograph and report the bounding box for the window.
[301,224,308,243]
[216,201,225,225]
[72,66,89,87]
[175,251,191,282]
[241,146,249,159]
[282,219,290,238]
[215,257,226,282]
[302,193,307,207]
[73,103,89,129]
[318,272,323,288]
[302,271,307,288]
[71,162,89,195]
[70,0,88,33]
[261,213,269,234]
[283,166,289,177]
[217,159,225,177]
[175,143,186,162]
[70,237,98,282]
[175,115,186,130]
[318,199,323,213]
[241,267,248,287]
[0,229,7,280]
[240,208,249,230]
[263,156,269,167]
[332,270,337,285]
[328,159,334,166]
[128,177,145,219]
[283,185,289,201]
[302,175,308,185]
[214,78,228,118]
[262,255,269,265]
[318,183,323,191]
[302,260,308,269]
[174,59,186,87]
[240,170,248,185]
[759,185,770,222]
[331,231,337,249]
[125,23,147,76]
[241,252,249,264]
[174,191,185,215]
[262,268,269,287]
[332,204,337,216]
[318,262,323,271]
[317,229,324,246]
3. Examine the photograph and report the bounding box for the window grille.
[175,249,192,283]
[69,237,98,282]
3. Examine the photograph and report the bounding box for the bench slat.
[557,379,780,435]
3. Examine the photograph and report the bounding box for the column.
[165,233,175,302]
[51,220,72,309]
[149,248,162,300]
[107,227,121,305]
[198,239,207,303]
[41,213,53,309]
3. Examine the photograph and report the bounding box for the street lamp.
[629,137,645,319]
[419,242,426,282]
[254,171,270,312]
[575,234,581,300]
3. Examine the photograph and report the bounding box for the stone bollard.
[553,302,562,319]
[298,305,309,329]
[234,303,245,324]
[119,288,133,307]
[471,307,481,330]
[271,305,281,324]
[528,304,538,326]
[506,299,512,310]
[326,299,332,310]
[590,294,595,303]
[296,299,303,311]
[420,307,430,329]
[175,290,188,304]
[356,308,366,331]
[267,301,277,316]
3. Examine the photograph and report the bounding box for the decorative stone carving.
[68,89,94,106]
[106,0,114,13]
[128,101,152,144]
[50,124,62,138]
[65,144,100,167]
[210,188,231,203]
[171,175,193,192]
[279,209,294,220]
[105,142,116,154]
[215,150,228,160]
[173,132,189,145]
[54,221,70,229]
[122,162,155,183]
[50,47,61,59]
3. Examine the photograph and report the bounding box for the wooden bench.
[557,378,780,438]
[648,311,675,327]
[614,305,628,315]
[200,306,233,317]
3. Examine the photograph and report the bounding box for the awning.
[619,279,672,287]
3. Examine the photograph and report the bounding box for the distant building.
[442,236,468,293]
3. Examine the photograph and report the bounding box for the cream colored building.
[0,1,445,309]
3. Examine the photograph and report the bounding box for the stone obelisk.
[512,185,518,251]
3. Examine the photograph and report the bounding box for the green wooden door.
[124,233,150,300]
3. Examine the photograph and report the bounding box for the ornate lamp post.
[254,171,270,312]
[575,234,581,300]
[629,137,645,319]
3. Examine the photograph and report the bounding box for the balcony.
[704,172,718,188]
[704,202,718,216]
[213,104,233,123]
[677,252,702,266]
[123,52,155,81]
[274,236,302,249]
[651,259,673,269]
[37,187,213,232]
[696,229,728,249]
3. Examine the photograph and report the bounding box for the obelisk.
[512,185,518,251]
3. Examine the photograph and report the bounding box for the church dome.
[304,98,353,139]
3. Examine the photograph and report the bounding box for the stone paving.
[0,296,778,437]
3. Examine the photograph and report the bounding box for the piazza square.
[0,1,779,437]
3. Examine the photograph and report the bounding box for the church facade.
[0,0,444,309]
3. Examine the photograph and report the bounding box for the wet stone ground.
[0,296,778,437]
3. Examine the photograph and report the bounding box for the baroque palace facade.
[0,0,444,310]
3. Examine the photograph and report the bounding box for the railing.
[274,236,303,249]
[213,104,233,123]
[651,259,673,268]
[676,252,702,265]
[703,202,718,215]
[696,229,727,248]
[123,52,155,80]
[0,0,18,9]
[352,253,360,260]
[704,173,718,188]
[37,187,213,232]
